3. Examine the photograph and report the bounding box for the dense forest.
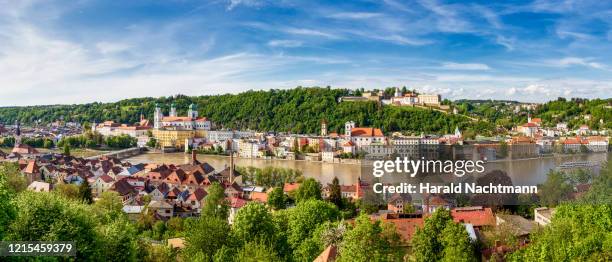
[0,87,609,136]
[455,97,612,130]
[0,87,487,136]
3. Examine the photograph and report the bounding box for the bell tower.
[320,120,327,136]
[170,103,177,117]
[345,121,355,137]
[188,103,198,118]
[154,103,163,129]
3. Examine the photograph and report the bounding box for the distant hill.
[0,87,486,135]
[454,97,612,130]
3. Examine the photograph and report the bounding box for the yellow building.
[152,103,210,149]
[152,127,207,149]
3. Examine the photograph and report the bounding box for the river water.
[124,152,610,186]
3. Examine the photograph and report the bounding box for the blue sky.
[0,0,611,106]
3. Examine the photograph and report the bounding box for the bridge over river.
[85,147,146,160]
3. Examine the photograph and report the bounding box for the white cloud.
[95,42,131,54]
[226,0,264,11]
[328,12,382,19]
[546,57,607,70]
[441,62,491,71]
[382,0,412,12]
[556,29,592,40]
[495,35,515,50]
[283,27,340,39]
[0,0,610,106]
[267,40,303,48]
[523,84,550,95]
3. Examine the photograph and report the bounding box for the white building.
[207,130,255,142]
[238,140,260,158]
[417,94,441,106]
[154,103,211,131]
[519,123,538,137]
[556,123,568,132]
[345,121,385,149]
[586,136,609,152]
[321,151,336,162]
[92,117,151,140]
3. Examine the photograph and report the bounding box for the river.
[124,152,610,186]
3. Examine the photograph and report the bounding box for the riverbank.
[486,152,608,163]
[0,147,110,158]
[124,152,363,185]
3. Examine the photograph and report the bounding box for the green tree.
[267,187,286,210]
[183,216,231,260]
[166,217,185,237]
[509,204,612,261]
[6,192,99,260]
[0,172,16,239]
[440,222,475,262]
[98,218,139,261]
[63,144,71,156]
[402,204,415,214]
[328,177,343,209]
[142,242,177,262]
[79,179,93,204]
[0,162,27,193]
[236,241,281,262]
[54,183,81,199]
[288,200,339,257]
[295,178,322,203]
[146,137,157,148]
[539,170,573,207]
[232,202,275,244]
[581,162,611,204]
[43,139,54,149]
[201,182,229,219]
[411,208,475,262]
[152,220,167,240]
[338,213,403,262]
[93,191,125,223]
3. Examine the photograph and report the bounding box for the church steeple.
[169,103,177,117]
[188,103,198,118]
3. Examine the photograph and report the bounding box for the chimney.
[355,177,361,199]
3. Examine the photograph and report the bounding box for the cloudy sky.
[1,0,611,106]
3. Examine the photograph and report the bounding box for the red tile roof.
[23,160,40,174]
[188,187,207,201]
[283,182,300,193]
[351,127,384,137]
[451,206,495,227]
[12,144,39,155]
[98,174,114,183]
[250,192,268,203]
[229,197,248,208]
[380,214,424,245]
